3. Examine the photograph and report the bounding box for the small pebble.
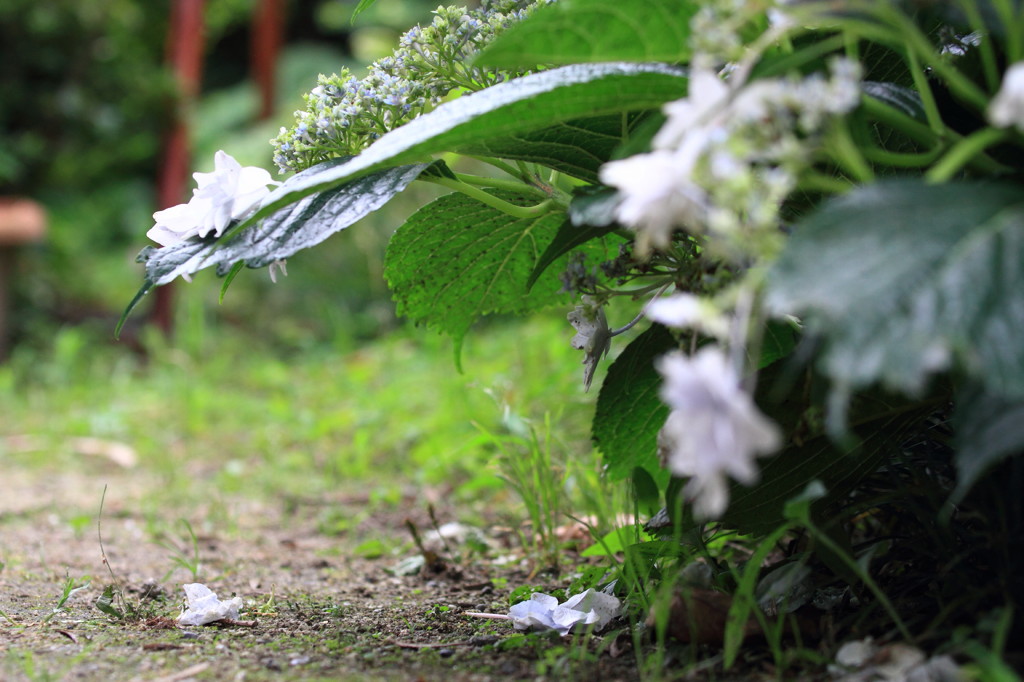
[438,648,454,658]
[180,631,201,640]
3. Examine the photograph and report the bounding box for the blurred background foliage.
[2,0,456,355]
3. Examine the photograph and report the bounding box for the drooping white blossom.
[989,61,1024,132]
[147,151,278,247]
[567,297,612,390]
[656,347,782,518]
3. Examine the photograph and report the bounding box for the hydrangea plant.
[125,0,1024,663]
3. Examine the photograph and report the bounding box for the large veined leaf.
[238,63,686,228]
[592,324,677,482]
[119,162,429,328]
[384,189,608,360]
[475,0,694,67]
[952,384,1024,503]
[766,180,1024,400]
[455,112,649,182]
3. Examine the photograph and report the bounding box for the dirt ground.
[0,464,652,681]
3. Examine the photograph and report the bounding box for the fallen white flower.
[147,150,278,247]
[567,297,612,391]
[508,589,620,635]
[177,583,244,626]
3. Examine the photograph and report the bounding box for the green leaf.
[456,112,650,182]
[952,384,1024,503]
[592,324,677,481]
[766,180,1024,400]
[862,81,927,122]
[580,525,653,557]
[95,585,123,620]
[757,320,798,369]
[119,162,429,327]
[384,190,594,359]
[475,0,694,68]
[350,0,378,23]
[527,220,621,291]
[244,63,687,223]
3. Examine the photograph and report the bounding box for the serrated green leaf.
[384,190,590,357]
[952,384,1024,503]
[456,112,649,182]
[244,63,686,223]
[766,180,1024,400]
[475,0,694,67]
[592,324,677,481]
[527,219,621,291]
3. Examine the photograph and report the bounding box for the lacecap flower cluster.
[271,0,552,174]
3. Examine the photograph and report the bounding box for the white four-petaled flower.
[656,347,782,519]
[147,150,278,247]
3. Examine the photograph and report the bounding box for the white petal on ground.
[508,590,621,635]
[177,583,244,626]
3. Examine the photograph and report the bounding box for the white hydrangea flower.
[598,148,707,255]
[646,293,730,339]
[147,150,278,247]
[989,61,1024,132]
[656,347,782,519]
[599,59,861,261]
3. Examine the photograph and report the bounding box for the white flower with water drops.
[656,347,782,518]
[147,150,279,247]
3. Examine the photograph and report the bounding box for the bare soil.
[0,463,648,681]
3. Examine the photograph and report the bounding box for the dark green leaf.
[455,113,648,182]
[526,219,621,291]
[245,63,686,223]
[952,384,1024,503]
[632,466,661,516]
[568,185,621,227]
[757,320,798,369]
[384,190,598,360]
[475,0,694,67]
[862,81,926,121]
[766,180,1024,400]
[592,323,677,481]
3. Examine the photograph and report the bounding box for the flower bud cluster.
[272,0,550,174]
[600,57,862,260]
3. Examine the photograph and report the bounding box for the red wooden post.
[252,0,286,121]
[152,0,206,336]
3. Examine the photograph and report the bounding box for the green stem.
[419,176,554,219]
[959,0,1000,93]
[828,121,875,183]
[454,172,548,197]
[463,155,523,179]
[905,47,945,135]
[992,0,1023,62]
[860,94,940,147]
[925,127,1011,182]
[861,144,943,168]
